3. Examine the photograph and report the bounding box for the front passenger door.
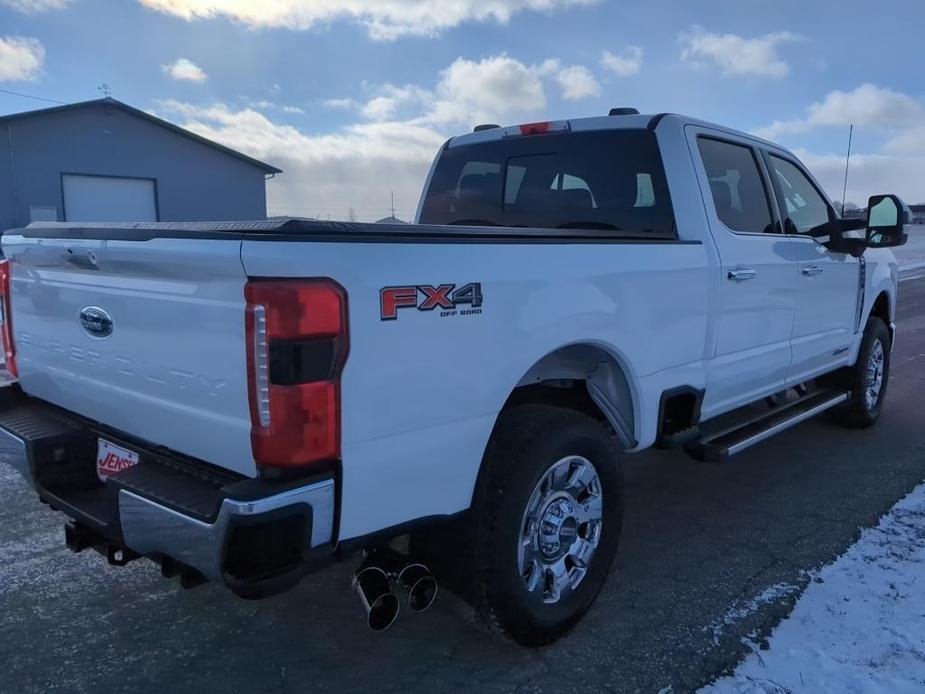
[764,153,860,382]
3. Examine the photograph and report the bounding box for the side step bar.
[686,390,850,462]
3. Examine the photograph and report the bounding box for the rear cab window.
[419,130,676,237]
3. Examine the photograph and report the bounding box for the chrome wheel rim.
[865,339,885,411]
[517,456,603,605]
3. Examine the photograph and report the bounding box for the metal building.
[909,204,925,225]
[0,98,281,230]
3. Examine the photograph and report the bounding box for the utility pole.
[841,124,853,216]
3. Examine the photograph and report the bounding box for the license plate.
[96,438,139,481]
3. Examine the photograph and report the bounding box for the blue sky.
[1,0,924,219]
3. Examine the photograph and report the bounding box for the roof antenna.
[97,83,112,98]
[840,124,853,216]
[390,192,396,219]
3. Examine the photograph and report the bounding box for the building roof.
[0,97,282,174]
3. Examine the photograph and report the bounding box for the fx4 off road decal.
[380,283,483,321]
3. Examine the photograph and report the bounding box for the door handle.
[728,267,757,281]
[802,265,824,277]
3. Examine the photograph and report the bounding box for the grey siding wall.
[2,103,269,229]
[0,126,12,232]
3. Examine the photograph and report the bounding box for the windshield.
[419,129,675,236]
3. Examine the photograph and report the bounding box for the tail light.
[0,260,17,378]
[245,279,348,470]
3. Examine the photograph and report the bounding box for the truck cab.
[416,112,902,429]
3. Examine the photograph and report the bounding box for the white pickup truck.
[0,110,909,645]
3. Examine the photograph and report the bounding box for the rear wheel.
[470,405,623,646]
[830,317,891,428]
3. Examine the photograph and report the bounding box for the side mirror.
[866,194,909,248]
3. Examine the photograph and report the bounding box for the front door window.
[767,155,833,236]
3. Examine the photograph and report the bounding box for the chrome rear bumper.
[0,394,337,593]
[0,424,31,488]
[119,480,335,583]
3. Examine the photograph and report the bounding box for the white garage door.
[62,175,158,223]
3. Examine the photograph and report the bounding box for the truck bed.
[3,218,710,538]
[8,218,684,243]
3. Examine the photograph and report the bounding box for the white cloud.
[361,84,431,121]
[680,26,800,78]
[0,36,44,82]
[794,149,925,206]
[427,54,547,125]
[0,0,71,12]
[345,54,560,127]
[137,0,598,40]
[425,53,603,118]
[323,97,357,110]
[801,84,925,129]
[244,98,305,114]
[361,95,401,121]
[554,65,600,101]
[162,57,208,82]
[600,46,643,77]
[884,126,925,157]
[755,84,925,140]
[750,84,925,206]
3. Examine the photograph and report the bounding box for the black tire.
[830,316,891,428]
[469,405,624,646]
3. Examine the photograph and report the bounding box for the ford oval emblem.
[79,306,113,338]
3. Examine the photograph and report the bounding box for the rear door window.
[697,137,775,235]
[419,130,675,236]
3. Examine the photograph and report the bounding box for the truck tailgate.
[1,234,255,477]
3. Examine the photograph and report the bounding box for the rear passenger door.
[762,152,860,381]
[687,129,800,417]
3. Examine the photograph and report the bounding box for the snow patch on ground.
[701,483,925,694]
[704,582,802,647]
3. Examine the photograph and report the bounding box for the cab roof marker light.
[502,120,571,138]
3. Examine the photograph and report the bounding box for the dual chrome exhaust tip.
[352,552,438,631]
[398,562,438,614]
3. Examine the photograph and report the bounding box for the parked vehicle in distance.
[0,109,909,645]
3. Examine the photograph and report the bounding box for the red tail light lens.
[520,121,551,135]
[503,120,570,138]
[245,279,348,470]
[0,260,18,378]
